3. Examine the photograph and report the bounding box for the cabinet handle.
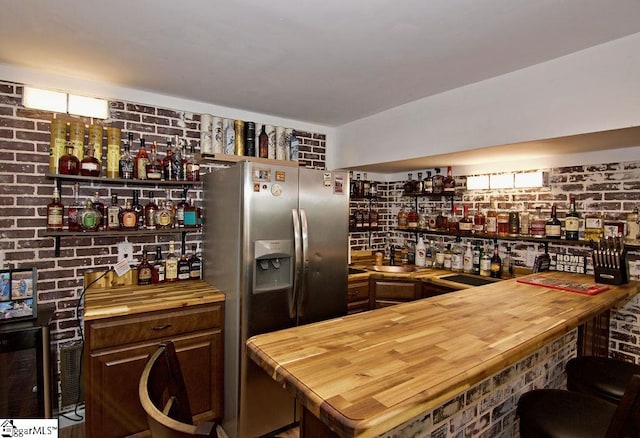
[151,324,172,331]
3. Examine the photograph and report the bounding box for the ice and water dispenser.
[254,240,293,293]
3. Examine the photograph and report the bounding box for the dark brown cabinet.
[369,278,422,309]
[347,278,370,314]
[84,303,223,438]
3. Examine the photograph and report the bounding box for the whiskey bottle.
[59,142,80,175]
[413,172,424,194]
[497,205,509,237]
[442,166,455,195]
[131,190,145,229]
[171,139,184,180]
[92,192,106,230]
[189,245,201,280]
[354,206,364,231]
[46,186,64,231]
[530,206,546,238]
[565,196,580,240]
[479,243,492,277]
[106,194,121,231]
[137,250,153,286]
[186,144,200,181]
[106,126,121,179]
[407,205,419,229]
[144,191,158,230]
[176,188,188,228]
[163,141,174,180]
[153,246,165,283]
[423,171,433,194]
[258,125,268,159]
[397,205,408,229]
[80,200,101,232]
[519,209,530,236]
[458,205,473,236]
[403,173,414,196]
[118,133,134,179]
[87,124,103,167]
[447,204,459,235]
[353,173,364,198]
[145,141,163,180]
[432,168,444,194]
[545,205,562,239]
[80,147,101,177]
[234,120,245,156]
[134,137,149,180]
[463,241,473,274]
[485,200,498,236]
[119,200,138,231]
[508,211,520,237]
[155,200,173,230]
[183,196,199,228]
[362,173,371,198]
[473,209,486,234]
[67,182,82,232]
[165,241,179,282]
[177,253,191,281]
[490,244,502,279]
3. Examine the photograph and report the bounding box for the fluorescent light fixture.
[514,171,547,188]
[22,87,67,113]
[466,175,490,190]
[489,173,514,189]
[22,86,109,119]
[68,94,109,119]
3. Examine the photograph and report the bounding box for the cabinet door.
[369,278,421,308]
[347,280,370,314]
[86,330,222,438]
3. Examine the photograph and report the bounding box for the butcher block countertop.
[84,279,225,320]
[247,272,640,437]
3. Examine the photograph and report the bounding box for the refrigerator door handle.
[291,208,302,319]
[298,208,310,317]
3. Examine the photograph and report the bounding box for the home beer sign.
[551,253,586,274]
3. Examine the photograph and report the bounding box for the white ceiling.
[2,0,640,128]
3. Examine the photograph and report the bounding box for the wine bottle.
[565,196,580,240]
[490,244,502,278]
[545,205,561,239]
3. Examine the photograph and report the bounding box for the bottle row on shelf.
[136,241,201,286]
[402,166,456,196]
[396,197,639,242]
[46,184,202,233]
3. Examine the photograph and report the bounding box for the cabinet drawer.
[87,304,222,350]
[347,281,369,303]
[371,280,420,301]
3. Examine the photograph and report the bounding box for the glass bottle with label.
[414,172,424,194]
[450,239,463,273]
[519,208,530,236]
[407,205,419,229]
[458,205,473,236]
[545,205,562,239]
[134,137,149,180]
[403,173,414,196]
[155,200,174,230]
[163,141,174,180]
[485,200,498,236]
[397,205,408,229]
[80,147,101,177]
[362,173,371,198]
[119,133,134,179]
[530,206,546,238]
[137,250,153,286]
[490,244,502,278]
[92,192,106,231]
[183,196,199,228]
[473,209,486,235]
[189,245,202,280]
[145,141,163,180]
[369,200,379,230]
[472,241,481,275]
[106,194,121,231]
[80,200,101,232]
[153,246,165,283]
[423,171,433,194]
[497,205,509,237]
[165,241,179,282]
[172,139,184,180]
[480,243,492,277]
[626,206,640,242]
[258,124,268,158]
[443,244,453,270]
[131,190,145,229]
[59,142,80,175]
[565,196,580,240]
[443,166,455,195]
[119,200,138,231]
[447,204,459,234]
[175,188,188,228]
[67,182,82,232]
[432,168,444,194]
[178,252,191,281]
[463,241,473,274]
[46,186,64,231]
[144,191,158,230]
[186,144,200,181]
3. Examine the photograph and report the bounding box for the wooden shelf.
[45,173,201,186]
[196,153,299,168]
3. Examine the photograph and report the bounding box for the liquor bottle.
[224,120,235,155]
[177,253,191,281]
[423,171,433,194]
[119,200,139,231]
[472,241,481,275]
[497,205,509,237]
[189,245,201,280]
[447,204,459,234]
[414,172,424,194]
[403,173,414,196]
[353,173,364,198]
[508,211,520,237]
[132,190,145,229]
[407,205,419,229]
[244,121,256,157]
[234,120,245,156]
[134,137,149,180]
[186,144,200,181]
[450,239,464,273]
[443,166,455,195]
[119,133,134,179]
[502,244,513,277]
[92,192,106,230]
[479,243,492,277]
[163,191,176,228]
[458,205,473,236]
[59,142,80,175]
[432,168,444,194]
[369,178,378,197]
[565,196,580,240]
[106,127,121,179]
[137,250,153,286]
[436,209,448,231]
[80,200,101,232]
[490,244,502,279]
[171,139,184,180]
[442,244,453,270]
[473,209,486,235]
[175,188,188,228]
[80,147,101,177]
[144,191,158,230]
[434,238,445,269]
[46,186,64,231]
[362,204,370,230]
[348,213,356,232]
[354,206,364,231]
[49,118,67,174]
[397,205,408,229]
[530,206,546,238]
[153,246,165,283]
[545,205,562,239]
[463,241,473,274]
[415,236,426,267]
[626,206,640,242]
[163,141,174,180]
[519,208,530,236]
[145,141,163,180]
[425,240,434,268]
[67,183,82,232]
[258,125,268,159]
[165,241,179,282]
[183,196,199,228]
[362,173,371,198]
[485,200,498,236]
[418,207,427,230]
[155,200,173,229]
[106,194,121,231]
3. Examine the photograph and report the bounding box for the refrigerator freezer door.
[297,168,349,324]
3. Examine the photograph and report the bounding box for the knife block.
[593,249,628,285]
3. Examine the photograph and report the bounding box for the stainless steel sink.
[366,265,416,273]
[348,267,367,275]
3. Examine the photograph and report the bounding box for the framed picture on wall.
[0,268,37,323]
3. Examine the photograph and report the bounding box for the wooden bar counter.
[247,272,640,437]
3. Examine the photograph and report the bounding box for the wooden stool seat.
[567,356,640,404]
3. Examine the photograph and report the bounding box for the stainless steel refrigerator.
[203,161,349,438]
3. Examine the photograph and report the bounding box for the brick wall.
[0,79,326,411]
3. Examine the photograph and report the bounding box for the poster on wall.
[0,268,37,323]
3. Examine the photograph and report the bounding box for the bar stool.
[517,374,640,437]
[566,356,640,404]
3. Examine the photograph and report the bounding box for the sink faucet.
[389,245,395,265]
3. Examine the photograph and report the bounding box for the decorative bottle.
[46,186,64,231]
[565,196,580,240]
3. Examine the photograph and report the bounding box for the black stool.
[566,356,640,404]
[517,374,640,437]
